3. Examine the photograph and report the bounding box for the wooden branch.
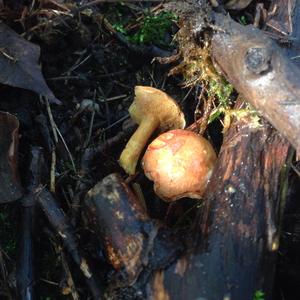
[84,173,156,286]
[211,10,300,151]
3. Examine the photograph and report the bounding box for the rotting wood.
[84,173,184,297]
[145,97,291,300]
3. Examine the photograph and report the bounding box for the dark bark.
[16,198,35,300]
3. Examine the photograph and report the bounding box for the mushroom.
[142,129,217,201]
[119,86,186,175]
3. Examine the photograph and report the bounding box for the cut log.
[84,173,157,286]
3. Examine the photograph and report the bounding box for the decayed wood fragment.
[85,173,156,286]
[84,173,183,297]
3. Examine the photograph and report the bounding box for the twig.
[83,91,97,148]
[101,114,130,132]
[75,0,162,13]
[98,94,128,102]
[62,52,91,76]
[44,97,59,189]
[180,86,194,104]
[44,97,58,143]
[80,120,136,175]
[55,125,77,173]
[44,96,77,175]
[50,148,56,192]
[61,251,80,300]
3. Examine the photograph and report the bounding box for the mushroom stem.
[119,116,159,175]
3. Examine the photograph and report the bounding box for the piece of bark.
[211,11,300,151]
[16,146,48,300]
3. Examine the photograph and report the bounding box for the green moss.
[129,12,177,46]
[113,11,178,47]
[208,79,233,123]
[239,15,248,25]
[254,290,265,300]
[208,79,233,106]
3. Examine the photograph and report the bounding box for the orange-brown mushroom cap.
[119,86,185,175]
[142,129,217,201]
[129,86,186,131]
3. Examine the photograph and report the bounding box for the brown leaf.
[0,22,61,104]
[0,111,23,203]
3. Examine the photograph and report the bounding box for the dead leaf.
[0,111,23,203]
[0,22,61,104]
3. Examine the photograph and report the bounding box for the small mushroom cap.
[142,129,217,201]
[129,86,186,131]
